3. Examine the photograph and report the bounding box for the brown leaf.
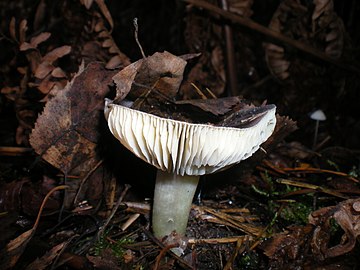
[261,225,313,268]
[112,59,144,101]
[0,179,30,212]
[43,45,71,63]
[80,0,94,9]
[136,51,186,100]
[9,17,16,41]
[309,198,360,259]
[0,186,67,270]
[228,0,254,17]
[106,55,125,69]
[312,0,333,21]
[51,67,67,78]
[25,242,66,270]
[30,62,116,175]
[87,248,122,270]
[20,32,52,51]
[175,96,242,116]
[34,61,54,79]
[115,51,187,102]
[31,32,51,47]
[19,19,28,43]
[95,0,114,30]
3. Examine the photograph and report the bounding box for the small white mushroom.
[105,100,276,239]
[310,109,327,149]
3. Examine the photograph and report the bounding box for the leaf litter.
[0,0,360,269]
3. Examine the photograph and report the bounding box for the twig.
[223,236,246,270]
[187,235,252,245]
[133,18,146,59]
[141,228,194,270]
[218,0,238,96]
[97,184,131,239]
[0,146,33,156]
[277,178,349,199]
[73,160,103,205]
[282,167,359,183]
[153,243,179,270]
[184,0,360,74]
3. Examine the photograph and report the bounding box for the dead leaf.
[309,198,360,259]
[30,62,116,175]
[261,225,313,269]
[95,0,114,30]
[51,67,67,78]
[19,19,28,43]
[106,55,126,69]
[228,0,254,17]
[43,45,71,63]
[126,51,187,101]
[87,248,122,270]
[34,61,55,79]
[264,0,345,81]
[0,186,67,270]
[175,96,242,116]
[9,17,16,41]
[25,242,65,270]
[80,0,94,9]
[20,32,51,51]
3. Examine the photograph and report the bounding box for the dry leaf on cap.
[113,51,187,103]
[30,62,116,175]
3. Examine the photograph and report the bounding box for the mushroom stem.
[152,170,200,238]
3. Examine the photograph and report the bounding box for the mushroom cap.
[105,101,276,176]
[310,109,326,121]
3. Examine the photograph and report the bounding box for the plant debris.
[1,0,360,269]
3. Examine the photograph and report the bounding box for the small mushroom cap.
[105,101,276,176]
[310,109,326,121]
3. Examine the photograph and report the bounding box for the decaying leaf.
[30,62,116,175]
[264,0,345,81]
[25,242,66,270]
[261,225,313,268]
[0,186,67,270]
[228,0,254,17]
[309,198,360,259]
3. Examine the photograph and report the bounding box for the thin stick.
[218,0,238,96]
[133,18,146,59]
[97,184,131,239]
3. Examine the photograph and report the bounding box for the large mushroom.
[104,100,276,239]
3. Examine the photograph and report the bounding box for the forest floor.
[1,0,360,269]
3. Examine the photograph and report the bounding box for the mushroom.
[309,109,326,149]
[104,100,276,239]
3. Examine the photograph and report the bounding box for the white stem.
[152,170,200,238]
